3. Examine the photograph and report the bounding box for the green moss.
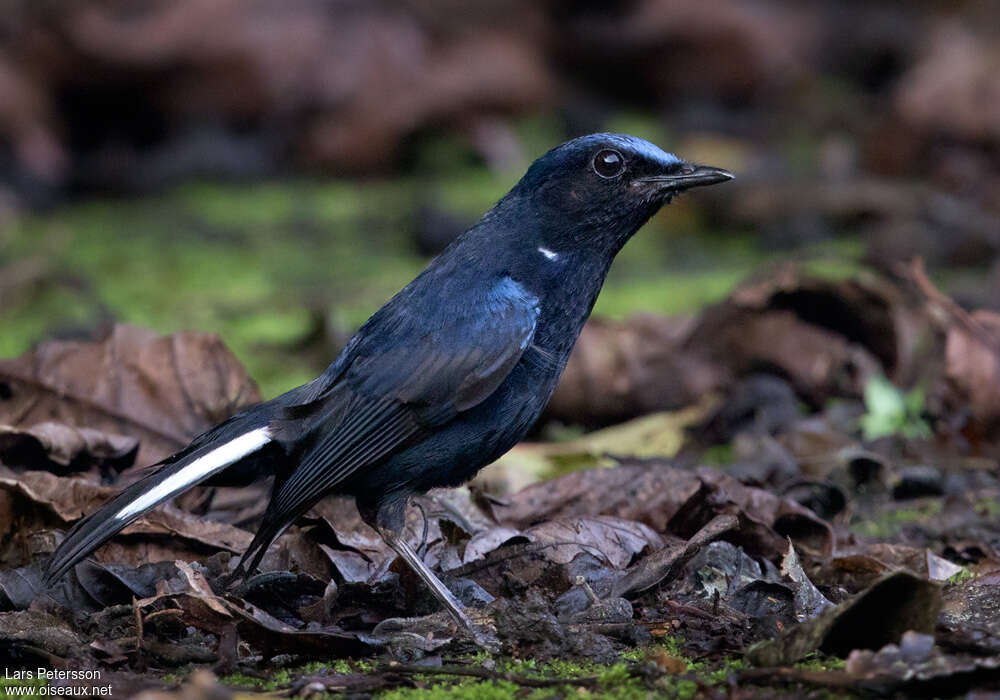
[1,677,48,697]
[700,444,735,465]
[975,498,1000,519]
[3,150,867,399]
[159,648,792,700]
[380,680,521,700]
[2,179,424,397]
[850,499,942,539]
[947,567,976,585]
[794,654,846,671]
[690,657,747,685]
[218,672,266,690]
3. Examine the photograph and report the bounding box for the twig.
[133,595,146,672]
[736,667,862,691]
[902,257,1000,353]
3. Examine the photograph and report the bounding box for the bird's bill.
[633,165,734,192]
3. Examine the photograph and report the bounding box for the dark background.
[2,0,998,397]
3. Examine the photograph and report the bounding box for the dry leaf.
[0,324,261,466]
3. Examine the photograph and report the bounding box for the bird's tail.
[44,424,274,585]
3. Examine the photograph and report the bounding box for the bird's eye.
[592,149,625,178]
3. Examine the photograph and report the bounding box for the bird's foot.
[450,607,500,652]
[367,609,499,654]
[466,623,501,653]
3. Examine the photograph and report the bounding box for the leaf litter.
[2,267,1000,698]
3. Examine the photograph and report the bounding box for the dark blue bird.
[44,133,732,644]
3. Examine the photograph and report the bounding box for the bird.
[44,133,732,645]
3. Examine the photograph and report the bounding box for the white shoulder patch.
[537,247,559,261]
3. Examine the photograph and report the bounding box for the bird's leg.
[377,524,474,632]
[364,496,497,650]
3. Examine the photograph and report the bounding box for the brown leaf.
[688,467,835,558]
[136,582,366,660]
[612,514,738,597]
[0,324,261,466]
[746,571,941,666]
[0,469,116,522]
[945,309,1000,424]
[496,460,701,532]
[0,422,138,474]
[546,315,714,426]
[684,265,923,405]
[119,507,252,556]
[0,469,252,569]
[520,516,664,568]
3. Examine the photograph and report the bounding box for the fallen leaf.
[0,324,261,466]
[747,571,942,666]
[546,314,715,426]
[0,422,138,474]
[520,516,664,568]
[496,459,701,531]
[781,539,834,619]
[945,309,1000,425]
[480,402,717,489]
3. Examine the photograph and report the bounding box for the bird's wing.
[269,276,540,516]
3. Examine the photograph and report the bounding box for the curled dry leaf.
[781,539,834,619]
[0,469,114,525]
[496,459,701,531]
[546,315,714,426]
[548,266,927,428]
[0,324,262,466]
[140,584,366,661]
[612,513,739,597]
[684,265,920,404]
[672,467,835,558]
[746,570,942,666]
[0,422,138,474]
[945,309,1000,425]
[0,469,253,572]
[1,558,182,613]
[519,516,663,569]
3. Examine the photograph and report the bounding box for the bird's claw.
[467,624,501,652]
[454,608,500,652]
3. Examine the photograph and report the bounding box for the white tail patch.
[114,427,272,521]
[537,246,559,261]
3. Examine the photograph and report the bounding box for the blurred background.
[1,0,998,401]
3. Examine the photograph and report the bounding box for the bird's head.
[509,133,733,252]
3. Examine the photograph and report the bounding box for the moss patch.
[850,499,942,539]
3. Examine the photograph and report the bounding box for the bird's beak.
[634,164,734,192]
